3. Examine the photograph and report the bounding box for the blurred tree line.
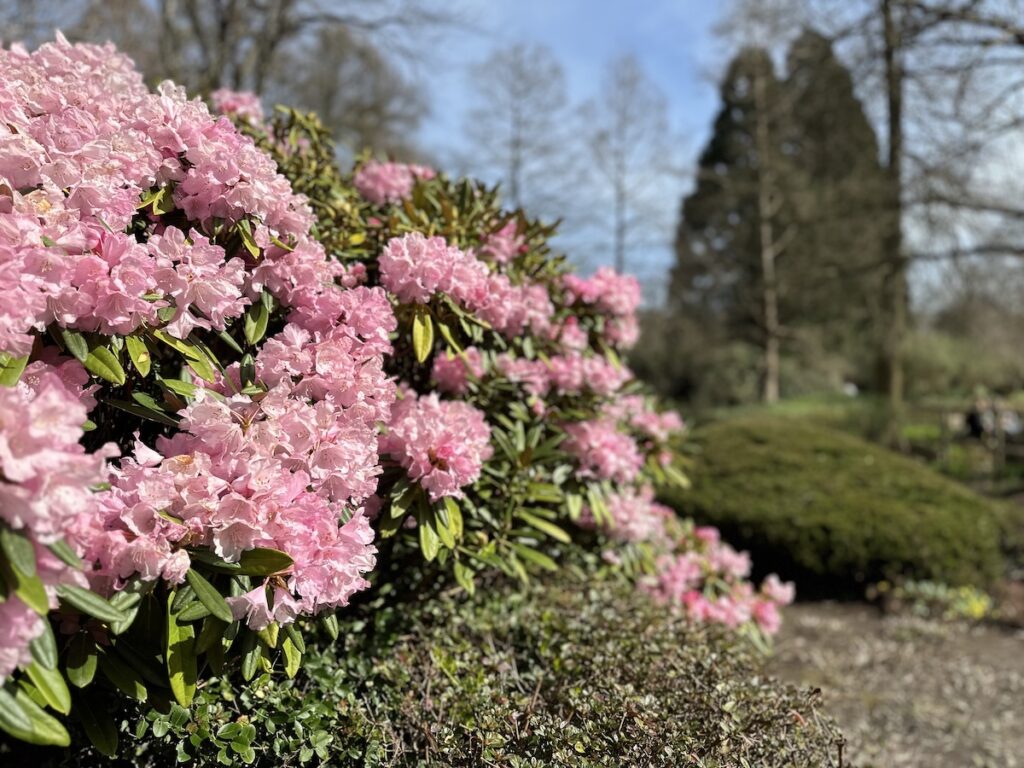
[633,0,1024,434]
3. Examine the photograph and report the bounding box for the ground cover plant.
[663,415,1007,593]
[0,35,800,759]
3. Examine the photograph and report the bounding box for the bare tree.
[810,0,1024,436]
[581,55,672,274]
[460,43,576,212]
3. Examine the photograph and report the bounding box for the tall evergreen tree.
[669,47,794,402]
[783,29,892,382]
[666,31,889,403]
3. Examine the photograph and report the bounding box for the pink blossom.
[563,418,644,484]
[761,573,796,605]
[479,220,525,264]
[380,391,492,502]
[210,89,265,125]
[353,160,435,206]
[431,347,485,395]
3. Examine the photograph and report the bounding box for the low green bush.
[6,577,843,767]
[662,416,1006,593]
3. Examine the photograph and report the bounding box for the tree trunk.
[753,54,781,404]
[880,0,908,443]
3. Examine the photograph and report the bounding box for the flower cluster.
[0,34,337,358]
[352,160,435,206]
[564,418,644,484]
[641,528,795,636]
[431,347,485,395]
[563,267,642,349]
[75,385,380,627]
[479,220,525,264]
[210,88,265,125]
[0,359,112,679]
[380,391,493,502]
[582,485,673,544]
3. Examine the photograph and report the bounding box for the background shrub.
[3,575,842,768]
[661,416,1007,593]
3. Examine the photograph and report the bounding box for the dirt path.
[768,603,1024,768]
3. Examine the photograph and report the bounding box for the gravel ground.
[768,603,1024,768]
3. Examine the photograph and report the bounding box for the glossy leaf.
[56,584,128,624]
[25,662,71,715]
[166,595,197,707]
[185,569,234,623]
[412,309,434,363]
[84,346,126,386]
[0,354,29,387]
[125,336,152,377]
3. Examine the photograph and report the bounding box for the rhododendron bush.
[0,36,791,753]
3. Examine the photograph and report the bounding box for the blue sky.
[414,1,730,297]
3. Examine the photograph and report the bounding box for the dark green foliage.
[661,416,1006,593]
[659,31,892,405]
[7,578,844,767]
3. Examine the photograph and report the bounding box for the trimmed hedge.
[4,577,843,767]
[662,416,1006,593]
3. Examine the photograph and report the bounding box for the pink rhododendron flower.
[353,160,435,206]
[761,573,796,605]
[563,418,644,484]
[210,89,265,125]
[479,220,525,264]
[580,485,672,543]
[380,391,492,501]
[431,347,485,395]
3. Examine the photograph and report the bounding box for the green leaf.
[84,346,126,386]
[0,687,33,738]
[1,526,36,577]
[195,617,228,655]
[75,690,117,757]
[166,594,197,707]
[160,378,198,399]
[320,613,339,641]
[453,560,475,595]
[107,397,179,428]
[66,634,98,688]
[511,543,558,572]
[58,328,89,363]
[28,622,57,670]
[176,601,211,622]
[257,622,279,650]
[125,336,152,377]
[185,570,233,623]
[418,515,440,562]
[237,548,293,576]
[281,634,301,679]
[56,584,128,624]
[443,497,463,540]
[46,539,83,570]
[217,330,244,355]
[3,560,48,615]
[236,219,261,259]
[517,510,571,544]
[412,309,434,363]
[0,353,29,387]
[239,632,260,682]
[243,300,269,346]
[184,354,217,384]
[1,688,70,746]
[98,653,147,702]
[436,321,463,354]
[25,662,71,715]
